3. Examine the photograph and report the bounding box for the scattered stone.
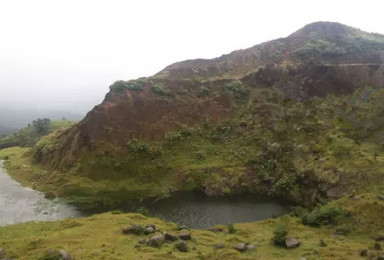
[285,238,300,249]
[374,242,382,250]
[0,248,5,256]
[213,243,225,249]
[376,236,384,242]
[44,191,56,199]
[377,256,384,260]
[233,243,247,252]
[353,195,362,200]
[176,240,188,252]
[164,232,178,241]
[378,195,384,201]
[138,238,147,244]
[58,250,74,260]
[122,225,142,235]
[208,227,224,233]
[146,224,156,230]
[359,249,368,256]
[145,226,155,234]
[246,244,256,251]
[179,231,191,240]
[148,234,165,248]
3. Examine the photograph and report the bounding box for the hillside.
[2,21,384,210]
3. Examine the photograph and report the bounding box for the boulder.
[148,234,165,248]
[213,243,225,249]
[122,225,142,235]
[208,227,224,233]
[359,249,368,256]
[285,238,300,249]
[378,195,384,201]
[176,240,188,252]
[146,224,156,230]
[145,226,155,234]
[233,243,247,252]
[164,232,178,241]
[58,250,74,260]
[376,236,384,242]
[246,244,256,251]
[377,256,384,260]
[0,248,5,256]
[179,231,191,240]
[374,242,382,250]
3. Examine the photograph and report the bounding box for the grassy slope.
[0,210,381,260]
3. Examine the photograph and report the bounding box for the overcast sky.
[1,0,383,114]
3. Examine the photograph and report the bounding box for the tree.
[32,118,51,134]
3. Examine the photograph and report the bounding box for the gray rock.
[353,195,362,200]
[359,249,368,256]
[374,242,382,250]
[146,224,156,230]
[208,227,224,233]
[376,236,384,242]
[179,231,191,240]
[377,256,384,260]
[176,240,188,252]
[59,250,74,260]
[138,238,147,244]
[378,195,384,201]
[145,226,155,234]
[233,243,247,252]
[122,225,142,235]
[0,248,5,256]
[148,234,165,248]
[285,238,300,249]
[164,231,178,241]
[213,243,225,249]
[246,244,256,251]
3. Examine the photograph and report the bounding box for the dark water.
[0,161,289,228]
[0,161,83,226]
[146,191,290,229]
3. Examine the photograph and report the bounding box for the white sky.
[0,0,383,114]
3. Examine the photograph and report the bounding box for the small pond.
[145,191,290,229]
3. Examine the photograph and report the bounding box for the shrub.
[195,150,207,160]
[227,223,236,234]
[301,204,347,227]
[151,83,169,95]
[273,224,289,247]
[136,206,150,216]
[222,80,250,101]
[109,80,144,91]
[127,138,161,158]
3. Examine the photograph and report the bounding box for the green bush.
[127,138,161,158]
[109,80,144,91]
[222,80,250,101]
[273,224,289,247]
[227,223,236,234]
[151,83,169,95]
[301,204,346,227]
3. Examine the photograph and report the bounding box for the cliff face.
[37,22,384,169]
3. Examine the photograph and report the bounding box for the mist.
[1,0,384,114]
